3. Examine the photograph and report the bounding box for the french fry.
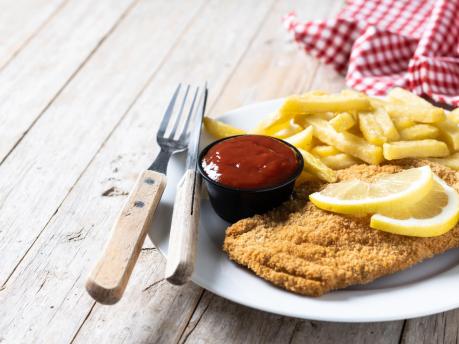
[372,97,445,124]
[340,89,366,97]
[329,112,356,132]
[388,87,433,107]
[271,119,303,139]
[358,113,386,145]
[448,108,459,124]
[298,148,337,182]
[399,124,440,140]
[391,116,416,130]
[435,119,459,151]
[372,107,399,141]
[280,93,372,117]
[204,117,246,139]
[295,171,320,186]
[320,153,360,170]
[312,145,340,157]
[386,102,445,123]
[284,126,314,150]
[306,116,383,164]
[251,111,286,135]
[383,140,449,160]
[428,153,459,170]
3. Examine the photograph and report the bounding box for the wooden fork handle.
[86,170,166,304]
[165,169,201,285]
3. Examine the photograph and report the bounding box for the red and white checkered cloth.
[284,0,459,107]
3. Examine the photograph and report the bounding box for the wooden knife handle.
[86,170,166,304]
[165,169,201,285]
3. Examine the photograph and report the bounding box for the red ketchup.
[202,135,299,189]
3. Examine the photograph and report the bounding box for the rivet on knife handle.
[86,170,166,304]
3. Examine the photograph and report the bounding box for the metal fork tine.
[179,86,199,141]
[157,84,181,137]
[169,84,190,138]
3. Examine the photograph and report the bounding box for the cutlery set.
[86,84,207,304]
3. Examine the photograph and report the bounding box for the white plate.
[149,98,459,322]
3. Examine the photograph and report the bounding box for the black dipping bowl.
[198,135,304,223]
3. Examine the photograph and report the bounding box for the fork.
[86,84,200,304]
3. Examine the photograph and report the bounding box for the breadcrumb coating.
[223,160,459,296]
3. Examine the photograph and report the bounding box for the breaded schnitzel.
[223,160,459,296]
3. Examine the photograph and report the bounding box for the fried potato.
[306,116,383,165]
[251,111,289,135]
[381,89,446,123]
[340,89,366,97]
[271,119,303,139]
[436,119,459,151]
[358,113,386,145]
[448,109,459,124]
[372,107,399,141]
[391,116,416,130]
[295,171,320,186]
[399,124,440,140]
[298,148,337,182]
[383,102,445,123]
[428,153,459,170]
[383,140,449,160]
[312,145,340,157]
[388,87,433,107]
[284,126,314,150]
[204,117,246,139]
[329,112,356,132]
[372,97,444,124]
[280,93,372,117]
[294,114,333,128]
[320,153,359,170]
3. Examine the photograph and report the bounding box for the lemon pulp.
[370,175,459,237]
[309,166,434,214]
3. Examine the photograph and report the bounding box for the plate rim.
[152,97,459,322]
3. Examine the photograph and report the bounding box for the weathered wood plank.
[181,292,404,344]
[0,0,139,164]
[210,0,322,115]
[0,0,207,285]
[0,1,275,343]
[0,0,65,69]
[289,320,404,344]
[180,292,298,344]
[71,0,276,342]
[180,2,405,343]
[401,310,459,344]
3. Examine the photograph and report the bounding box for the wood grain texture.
[73,0,277,341]
[0,0,451,342]
[210,0,325,115]
[0,0,206,286]
[0,0,137,164]
[0,0,275,343]
[87,170,166,304]
[0,0,66,69]
[179,1,405,343]
[165,169,202,285]
[401,310,459,344]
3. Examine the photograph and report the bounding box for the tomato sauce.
[202,135,299,189]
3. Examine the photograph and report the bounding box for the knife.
[164,85,208,285]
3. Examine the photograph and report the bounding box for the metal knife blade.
[186,83,208,171]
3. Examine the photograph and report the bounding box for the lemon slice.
[370,175,459,237]
[309,166,433,214]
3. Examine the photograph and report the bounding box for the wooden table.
[0,0,455,343]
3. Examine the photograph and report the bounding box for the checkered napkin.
[284,0,459,107]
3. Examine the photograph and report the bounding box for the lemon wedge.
[370,175,459,237]
[309,166,434,214]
